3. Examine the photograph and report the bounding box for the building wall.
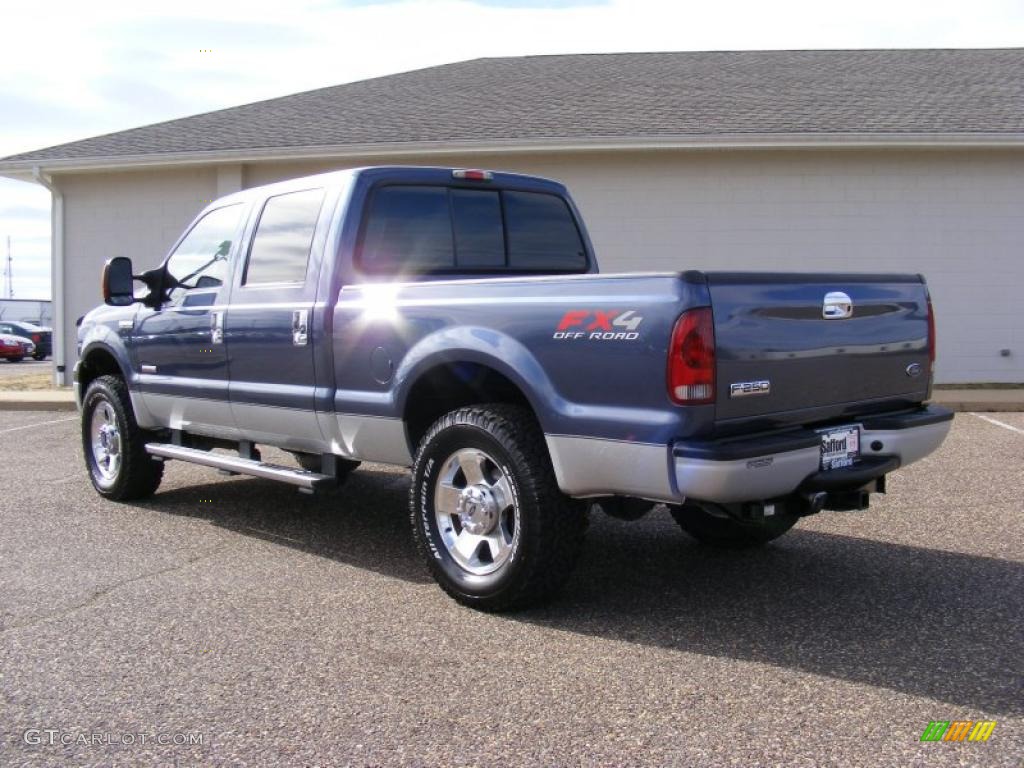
[55,149,1024,383]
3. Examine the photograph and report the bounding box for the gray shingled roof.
[5,49,1024,164]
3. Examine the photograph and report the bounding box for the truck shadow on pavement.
[148,465,434,585]
[545,515,1023,718]
[149,467,1023,718]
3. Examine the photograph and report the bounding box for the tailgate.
[707,273,932,423]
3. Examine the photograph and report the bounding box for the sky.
[1,0,1023,300]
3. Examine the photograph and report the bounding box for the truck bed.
[332,269,935,448]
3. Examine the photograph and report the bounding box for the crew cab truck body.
[76,166,952,610]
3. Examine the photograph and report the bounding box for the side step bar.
[145,443,333,492]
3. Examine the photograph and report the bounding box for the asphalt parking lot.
[1,411,1021,767]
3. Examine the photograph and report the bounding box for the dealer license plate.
[818,425,860,471]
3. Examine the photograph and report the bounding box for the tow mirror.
[102,257,136,306]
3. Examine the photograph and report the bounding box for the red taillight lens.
[32,334,40,343]
[926,295,936,365]
[668,307,716,405]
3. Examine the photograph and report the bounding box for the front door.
[224,186,331,452]
[134,202,248,437]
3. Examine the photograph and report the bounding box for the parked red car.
[0,333,35,362]
[0,321,51,360]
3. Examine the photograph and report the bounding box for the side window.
[243,188,326,285]
[451,189,504,268]
[361,186,453,272]
[164,204,244,305]
[503,191,586,271]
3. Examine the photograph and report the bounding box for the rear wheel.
[669,502,798,548]
[410,404,587,611]
[82,375,163,500]
[32,352,46,361]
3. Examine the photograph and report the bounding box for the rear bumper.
[671,404,953,504]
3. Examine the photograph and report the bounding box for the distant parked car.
[0,321,51,360]
[0,333,35,362]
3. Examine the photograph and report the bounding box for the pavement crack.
[0,544,228,634]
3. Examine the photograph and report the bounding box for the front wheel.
[410,404,587,611]
[82,375,164,500]
[669,502,798,548]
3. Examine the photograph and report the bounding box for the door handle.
[210,311,224,344]
[292,309,308,346]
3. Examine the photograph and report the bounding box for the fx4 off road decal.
[554,310,644,341]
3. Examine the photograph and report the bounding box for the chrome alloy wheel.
[434,448,519,576]
[89,399,122,486]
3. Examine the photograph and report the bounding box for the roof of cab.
[208,165,566,209]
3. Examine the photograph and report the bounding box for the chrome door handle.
[292,309,308,346]
[210,311,224,344]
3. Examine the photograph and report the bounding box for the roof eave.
[3,132,1024,178]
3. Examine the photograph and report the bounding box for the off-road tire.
[82,375,164,500]
[669,503,798,548]
[410,404,587,611]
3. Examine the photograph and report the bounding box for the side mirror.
[102,257,136,306]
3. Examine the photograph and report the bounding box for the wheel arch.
[77,342,130,400]
[401,359,540,453]
[395,327,564,454]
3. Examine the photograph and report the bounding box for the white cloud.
[1,0,1022,299]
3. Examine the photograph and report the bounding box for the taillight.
[668,307,716,405]
[926,294,936,365]
[32,334,40,343]
[452,169,493,181]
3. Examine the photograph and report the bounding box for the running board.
[145,443,333,492]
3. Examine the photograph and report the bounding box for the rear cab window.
[358,183,588,275]
[360,186,453,272]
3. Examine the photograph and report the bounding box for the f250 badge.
[554,310,644,340]
[730,380,771,398]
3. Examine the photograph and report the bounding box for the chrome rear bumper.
[672,405,953,504]
[547,405,953,504]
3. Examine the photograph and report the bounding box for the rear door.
[224,185,333,452]
[708,273,932,425]
[134,203,247,436]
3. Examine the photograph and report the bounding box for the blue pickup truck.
[76,166,953,610]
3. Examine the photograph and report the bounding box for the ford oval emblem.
[906,363,923,378]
